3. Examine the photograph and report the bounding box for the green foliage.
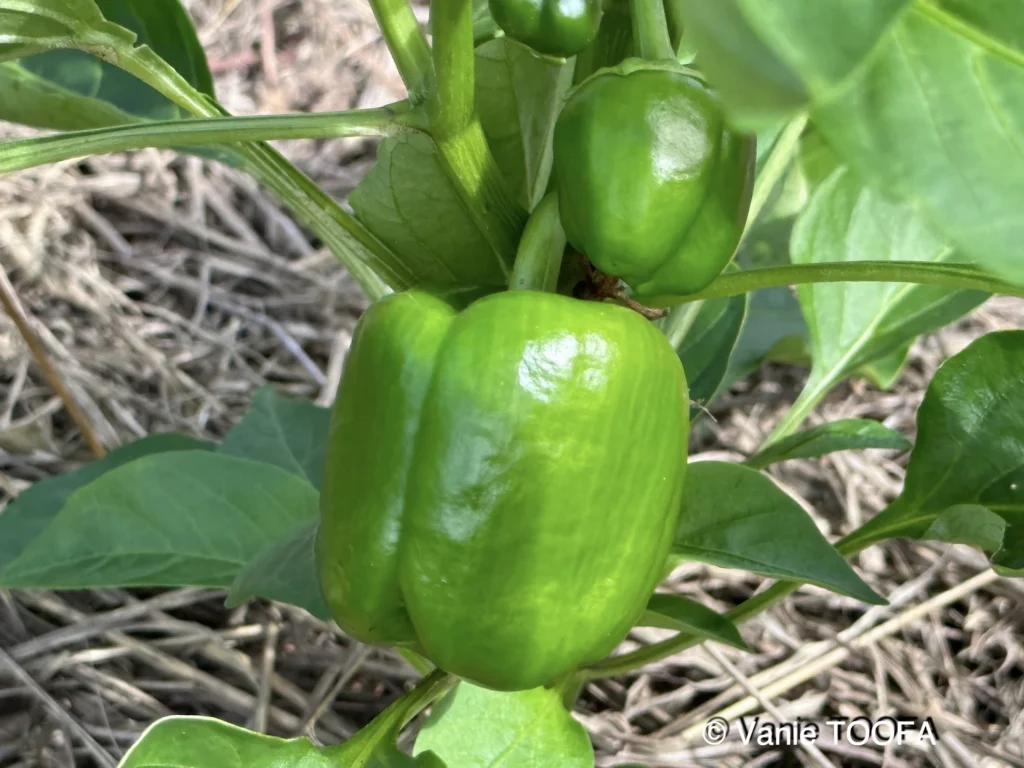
[848,331,1024,574]
[414,683,593,767]
[226,518,330,620]
[662,292,749,418]
[791,166,988,408]
[0,452,318,589]
[218,387,331,490]
[746,418,912,470]
[118,717,337,768]
[674,462,884,604]
[0,434,212,575]
[681,0,1024,283]
[351,133,509,289]
[640,594,748,650]
[475,38,572,210]
[0,0,214,129]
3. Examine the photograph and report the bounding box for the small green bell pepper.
[553,59,755,297]
[316,289,688,691]
[488,0,602,58]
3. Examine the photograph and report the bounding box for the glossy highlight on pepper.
[316,290,689,691]
[554,59,755,297]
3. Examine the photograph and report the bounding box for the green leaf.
[0,434,212,575]
[350,133,508,289]
[0,452,318,589]
[792,167,988,400]
[0,60,141,131]
[848,331,1024,572]
[723,216,810,385]
[226,517,330,619]
[217,387,331,490]
[674,462,884,604]
[1,0,214,129]
[119,716,335,768]
[923,504,1006,553]
[640,593,749,650]
[681,0,1024,283]
[668,294,749,418]
[414,683,593,768]
[745,418,911,470]
[475,38,573,211]
[857,341,912,391]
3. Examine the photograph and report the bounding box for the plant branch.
[0,104,427,175]
[0,266,105,458]
[322,669,456,764]
[107,47,395,299]
[644,261,1021,308]
[631,0,675,61]
[369,0,434,99]
[427,0,527,273]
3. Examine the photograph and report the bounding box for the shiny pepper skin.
[488,0,602,58]
[554,59,755,298]
[316,290,689,691]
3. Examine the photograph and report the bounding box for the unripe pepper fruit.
[554,59,755,298]
[488,0,603,58]
[316,289,688,691]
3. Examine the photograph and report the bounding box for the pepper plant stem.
[368,0,434,99]
[429,0,527,273]
[645,261,1024,307]
[322,669,456,764]
[106,44,395,298]
[631,0,675,61]
[0,104,427,175]
[509,193,566,292]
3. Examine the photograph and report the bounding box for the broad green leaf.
[792,167,988,403]
[1,0,214,129]
[414,683,593,768]
[475,38,573,210]
[0,60,141,130]
[663,293,749,419]
[640,593,749,650]
[226,517,330,619]
[217,387,331,490]
[923,505,1007,554]
[674,462,884,603]
[681,0,1024,283]
[119,716,335,768]
[0,452,318,589]
[857,342,912,391]
[745,418,911,470]
[350,133,508,289]
[849,331,1024,573]
[0,434,211,575]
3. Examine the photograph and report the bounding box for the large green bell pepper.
[553,60,755,298]
[316,289,688,691]
[488,0,602,58]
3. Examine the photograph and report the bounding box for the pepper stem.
[631,0,675,61]
[509,193,566,293]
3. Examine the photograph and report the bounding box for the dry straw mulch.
[1,1,1022,765]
